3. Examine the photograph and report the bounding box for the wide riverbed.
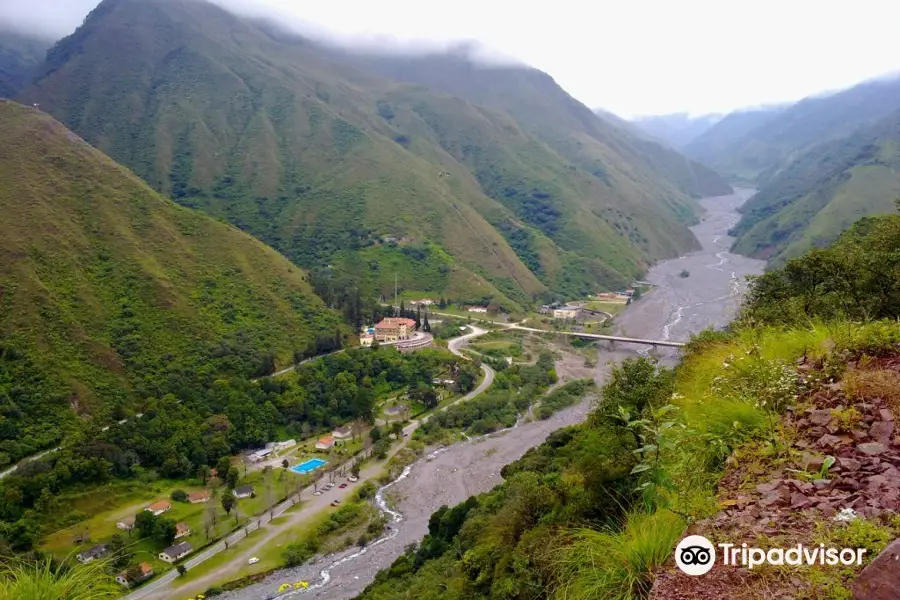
[220,189,764,600]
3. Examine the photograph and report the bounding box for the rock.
[756,481,780,494]
[840,457,863,472]
[818,434,844,449]
[858,442,888,456]
[870,421,894,445]
[803,454,825,472]
[791,492,813,509]
[809,409,834,426]
[816,502,837,517]
[880,409,894,422]
[853,538,900,600]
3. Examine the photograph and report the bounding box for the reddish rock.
[853,538,900,600]
[790,492,813,509]
[809,409,834,426]
[841,457,863,472]
[870,421,894,445]
[818,434,844,449]
[858,442,888,456]
[879,409,894,422]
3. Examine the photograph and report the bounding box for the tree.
[226,469,239,489]
[198,465,211,485]
[216,457,231,481]
[281,459,289,470]
[203,505,218,540]
[423,314,431,333]
[135,511,158,539]
[153,518,177,546]
[177,565,187,576]
[222,493,235,516]
[108,533,132,569]
[369,427,383,443]
[350,462,361,479]
[391,421,404,439]
[170,489,188,503]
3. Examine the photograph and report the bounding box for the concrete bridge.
[503,324,685,348]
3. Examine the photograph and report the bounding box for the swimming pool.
[290,458,327,474]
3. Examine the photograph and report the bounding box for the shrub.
[170,489,188,503]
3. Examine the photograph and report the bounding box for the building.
[145,500,171,516]
[553,307,579,320]
[233,485,254,499]
[188,490,211,504]
[315,435,335,450]
[332,426,353,444]
[539,305,553,315]
[158,542,193,563]
[76,544,108,564]
[409,299,434,306]
[466,306,488,313]
[247,448,273,463]
[373,317,416,342]
[116,516,136,531]
[174,522,191,540]
[359,333,374,347]
[274,439,296,452]
[116,562,154,588]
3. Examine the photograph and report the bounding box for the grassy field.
[585,299,629,315]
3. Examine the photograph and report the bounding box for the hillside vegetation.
[0,100,344,467]
[729,109,900,265]
[0,29,50,97]
[355,210,900,600]
[19,0,732,304]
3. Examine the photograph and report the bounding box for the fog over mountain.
[3,0,899,116]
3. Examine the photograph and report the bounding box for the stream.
[219,188,765,600]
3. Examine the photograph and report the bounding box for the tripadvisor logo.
[674,535,867,576]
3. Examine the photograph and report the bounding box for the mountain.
[682,106,787,180]
[728,108,900,266]
[0,99,344,465]
[686,77,900,182]
[0,29,51,97]
[19,0,732,304]
[630,112,723,148]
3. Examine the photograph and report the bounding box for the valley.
[200,190,763,600]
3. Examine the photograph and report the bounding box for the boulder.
[858,443,888,456]
[853,538,900,600]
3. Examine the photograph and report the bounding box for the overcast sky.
[3,0,899,117]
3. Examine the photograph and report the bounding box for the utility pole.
[394,272,398,314]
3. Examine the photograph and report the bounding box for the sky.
[2,0,899,117]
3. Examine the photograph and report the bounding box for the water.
[290,459,328,475]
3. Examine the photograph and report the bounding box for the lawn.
[585,300,629,315]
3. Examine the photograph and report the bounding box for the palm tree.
[0,557,119,600]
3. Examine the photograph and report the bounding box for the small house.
[174,522,191,539]
[116,516,136,531]
[188,490,211,504]
[76,544,108,564]
[315,435,335,450]
[466,306,488,313]
[116,562,153,588]
[332,426,353,443]
[359,333,374,347]
[145,500,171,516]
[158,542,192,563]
[274,439,297,451]
[232,485,254,499]
[247,448,273,463]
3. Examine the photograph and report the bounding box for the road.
[126,327,493,600]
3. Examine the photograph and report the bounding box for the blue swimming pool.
[290,458,327,474]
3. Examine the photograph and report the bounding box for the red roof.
[375,318,416,329]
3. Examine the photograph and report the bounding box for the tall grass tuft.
[0,557,119,600]
[552,510,685,600]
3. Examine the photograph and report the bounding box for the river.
[218,188,765,600]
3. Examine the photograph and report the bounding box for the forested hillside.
[686,77,900,183]
[19,0,733,304]
[0,100,344,467]
[729,109,900,265]
[0,29,49,97]
[355,209,900,600]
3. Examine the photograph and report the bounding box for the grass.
[0,557,120,600]
[553,510,686,600]
[585,300,629,315]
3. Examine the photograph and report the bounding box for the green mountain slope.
[0,99,344,465]
[18,0,732,305]
[687,78,900,182]
[327,47,733,201]
[0,29,50,97]
[682,106,786,180]
[630,112,722,148]
[729,109,900,266]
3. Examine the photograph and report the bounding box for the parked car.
[330,499,341,507]
[313,490,322,496]
[347,475,358,482]
[248,557,259,565]
[339,483,348,489]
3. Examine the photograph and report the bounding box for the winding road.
[127,328,493,600]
